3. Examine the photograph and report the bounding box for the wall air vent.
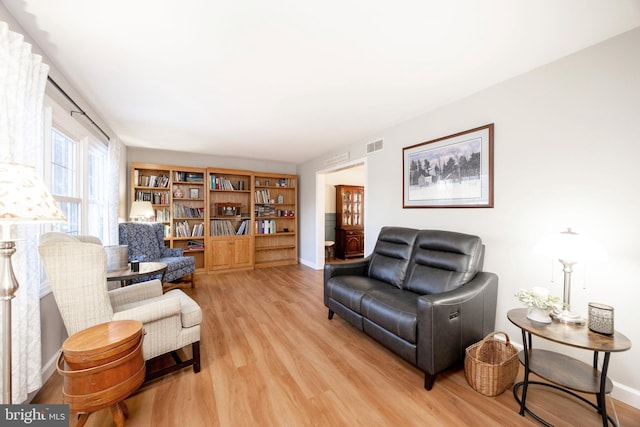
[366,139,384,154]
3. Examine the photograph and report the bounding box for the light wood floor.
[33,264,639,426]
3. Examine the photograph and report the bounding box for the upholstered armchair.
[38,232,201,380]
[118,222,195,287]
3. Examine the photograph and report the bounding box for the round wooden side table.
[57,320,145,427]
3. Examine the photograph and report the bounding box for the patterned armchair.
[119,222,195,287]
[38,232,201,381]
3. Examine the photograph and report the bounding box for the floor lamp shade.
[0,162,66,403]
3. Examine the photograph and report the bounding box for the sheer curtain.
[106,138,123,245]
[0,21,50,403]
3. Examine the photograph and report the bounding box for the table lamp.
[535,228,604,324]
[129,201,154,221]
[0,162,66,403]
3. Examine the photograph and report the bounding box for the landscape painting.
[403,124,493,208]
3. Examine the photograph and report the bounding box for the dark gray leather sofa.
[324,226,498,390]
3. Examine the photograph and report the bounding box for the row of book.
[255,219,277,234]
[174,171,204,183]
[210,219,251,236]
[255,178,295,188]
[154,208,170,222]
[254,189,271,203]
[136,172,170,188]
[135,191,169,205]
[186,240,204,251]
[210,175,247,191]
[174,221,204,238]
[173,205,204,219]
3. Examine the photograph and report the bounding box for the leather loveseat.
[324,227,498,390]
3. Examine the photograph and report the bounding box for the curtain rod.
[46,76,111,142]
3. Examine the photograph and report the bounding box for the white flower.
[515,289,564,311]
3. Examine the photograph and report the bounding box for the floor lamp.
[535,228,604,324]
[0,163,66,404]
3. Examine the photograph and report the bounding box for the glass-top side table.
[507,308,631,427]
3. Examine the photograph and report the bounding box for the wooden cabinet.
[254,173,298,268]
[335,185,364,259]
[207,236,253,271]
[131,163,206,271]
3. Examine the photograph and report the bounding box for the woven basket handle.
[477,331,511,353]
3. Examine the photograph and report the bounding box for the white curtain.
[106,138,123,245]
[0,21,50,403]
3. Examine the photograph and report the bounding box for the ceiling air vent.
[366,139,383,154]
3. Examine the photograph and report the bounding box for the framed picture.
[403,124,494,208]
[189,188,199,199]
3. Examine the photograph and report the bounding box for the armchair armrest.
[109,279,164,306]
[162,247,183,257]
[323,257,371,287]
[416,272,498,374]
[113,296,181,324]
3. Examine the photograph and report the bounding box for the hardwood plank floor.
[33,265,639,426]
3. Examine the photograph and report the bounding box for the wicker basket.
[464,331,519,396]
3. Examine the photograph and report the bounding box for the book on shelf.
[255,219,276,234]
[138,174,170,188]
[174,220,204,237]
[186,240,205,250]
[254,189,271,203]
[236,220,250,235]
[210,175,238,191]
[173,204,204,218]
[174,171,204,183]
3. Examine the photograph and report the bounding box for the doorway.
[315,160,366,268]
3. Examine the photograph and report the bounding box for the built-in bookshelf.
[207,168,254,271]
[130,164,297,273]
[130,163,206,270]
[253,172,297,268]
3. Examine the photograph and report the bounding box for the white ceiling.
[4,1,640,164]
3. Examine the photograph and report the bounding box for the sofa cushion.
[325,276,391,313]
[367,227,418,288]
[361,288,419,344]
[404,230,483,295]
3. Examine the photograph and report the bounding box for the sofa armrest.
[323,257,371,287]
[416,272,498,375]
[162,247,183,257]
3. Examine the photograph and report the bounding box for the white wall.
[297,27,640,406]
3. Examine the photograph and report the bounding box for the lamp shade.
[534,228,605,263]
[0,162,66,224]
[129,201,154,220]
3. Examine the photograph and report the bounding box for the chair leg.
[192,341,201,373]
[328,309,334,320]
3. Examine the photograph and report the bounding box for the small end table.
[507,308,631,427]
[58,320,145,427]
[107,261,168,286]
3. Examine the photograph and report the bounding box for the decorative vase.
[527,307,551,324]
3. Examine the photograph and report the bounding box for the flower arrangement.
[515,287,564,311]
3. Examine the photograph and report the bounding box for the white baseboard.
[298,257,320,270]
[27,349,61,403]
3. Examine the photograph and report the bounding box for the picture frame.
[189,188,199,199]
[402,124,494,208]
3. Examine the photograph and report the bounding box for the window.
[51,128,80,234]
[45,96,109,242]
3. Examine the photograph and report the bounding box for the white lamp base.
[551,309,585,325]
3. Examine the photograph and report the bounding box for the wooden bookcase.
[334,185,364,259]
[130,164,297,273]
[254,172,297,268]
[130,163,206,271]
[206,168,254,271]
